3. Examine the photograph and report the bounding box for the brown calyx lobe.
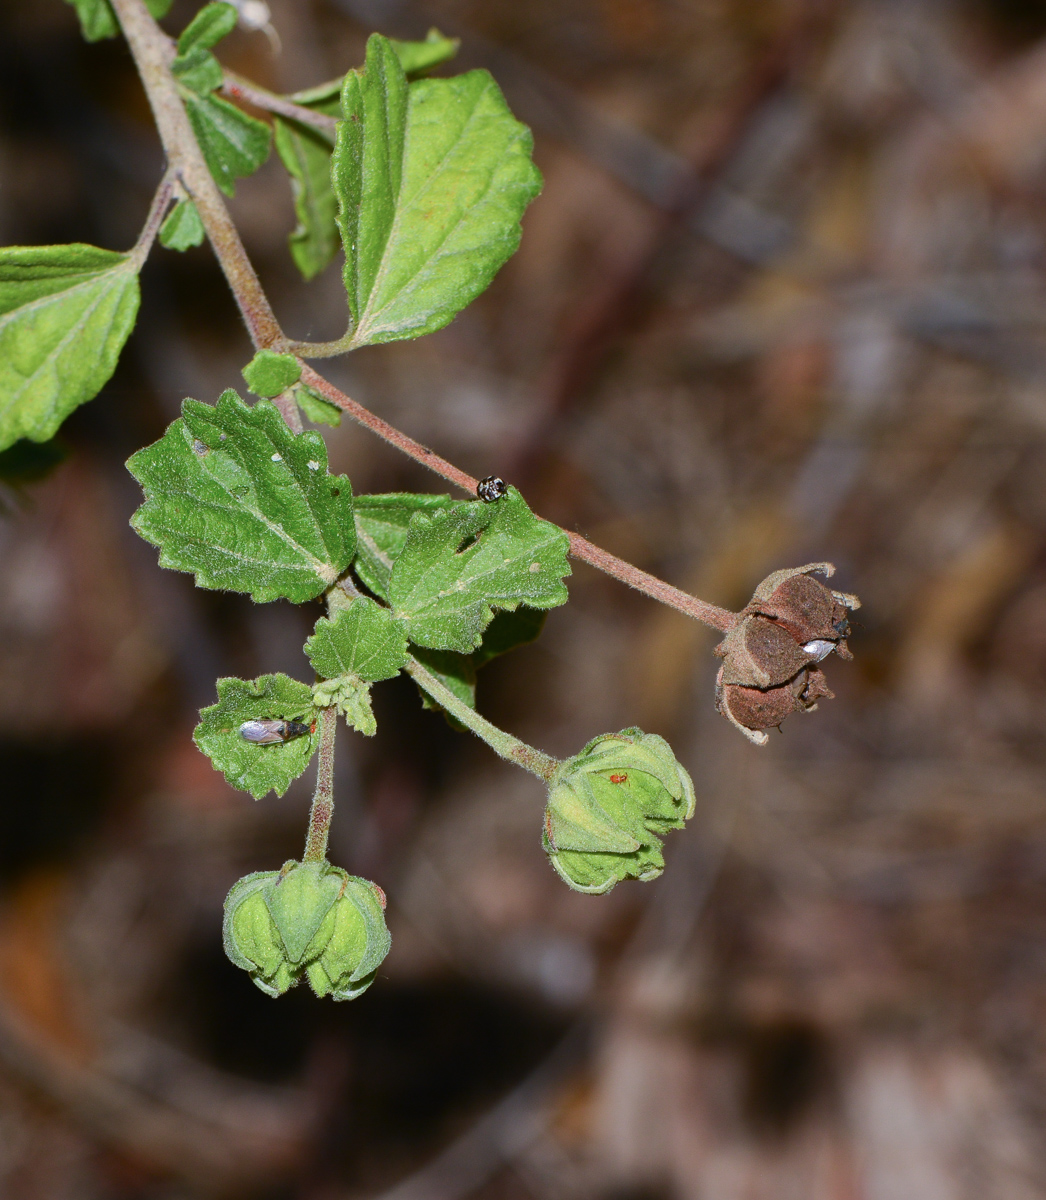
[749,572,854,659]
[713,565,859,740]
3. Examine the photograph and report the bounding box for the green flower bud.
[542,728,696,894]
[223,860,391,999]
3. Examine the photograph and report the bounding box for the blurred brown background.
[3,0,1046,1195]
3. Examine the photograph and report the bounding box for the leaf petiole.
[130,169,178,268]
[404,654,559,782]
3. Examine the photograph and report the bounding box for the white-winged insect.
[239,718,313,744]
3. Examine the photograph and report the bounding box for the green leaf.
[274,91,341,281]
[472,606,547,668]
[273,27,458,283]
[353,492,460,600]
[333,34,542,347]
[305,596,408,682]
[0,244,140,450]
[296,385,341,427]
[389,488,570,653]
[159,199,206,251]
[172,46,225,96]
[182,91,271,197]
[195,674,317,798]
[389,28,460,75]
[127,390,356,602]
[178,1,237,52]
[64,0,171,42]
[242,349,301,398]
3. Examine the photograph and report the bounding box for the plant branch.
[405,656,560,781]
[303,706,338,863]
[112,0,738,636]
[130,168,177,267]
[298,365,737,632]
[109,0,285,352]
[221,71,338,139]
[298,364,478,493]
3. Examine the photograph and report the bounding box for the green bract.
[127,390,356,603]
[241,349,302,398]
[159,199,206,251]
[223,860,391,1000]
[181,92,271,197]
[195,674,317,798]
[333,34,542,347]
[543,729,697,894]
[167,7,271,197]
[177,2,237,53]
[388,488,570,653]
[296,386,342,427]
[0,245,140,450]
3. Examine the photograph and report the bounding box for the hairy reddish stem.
[298,366,737,632]
[109,0,285,352]
[297,364,478,494]
[221,73,338,139]
[303,706,338,863]
[112,0,738,637]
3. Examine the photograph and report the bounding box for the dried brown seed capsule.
[714,564,858,744]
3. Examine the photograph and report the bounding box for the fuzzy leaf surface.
[64,0,171,41]
[305,597,408,682]
[159,199,206,250]
[127,390,356,602]
[195,674,317,798]
[242,350,301,398]
[172,46,225,95]
[182,91,271,197]
[296,385,341,427]
[389,488,570,652]
[177,1,237,52]
[353,492,459,600]
[0,244,139,450]
[333,34,541,347]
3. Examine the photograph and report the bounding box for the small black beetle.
[477,475,508,503]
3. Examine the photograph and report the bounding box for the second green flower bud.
[542,728,696,894]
